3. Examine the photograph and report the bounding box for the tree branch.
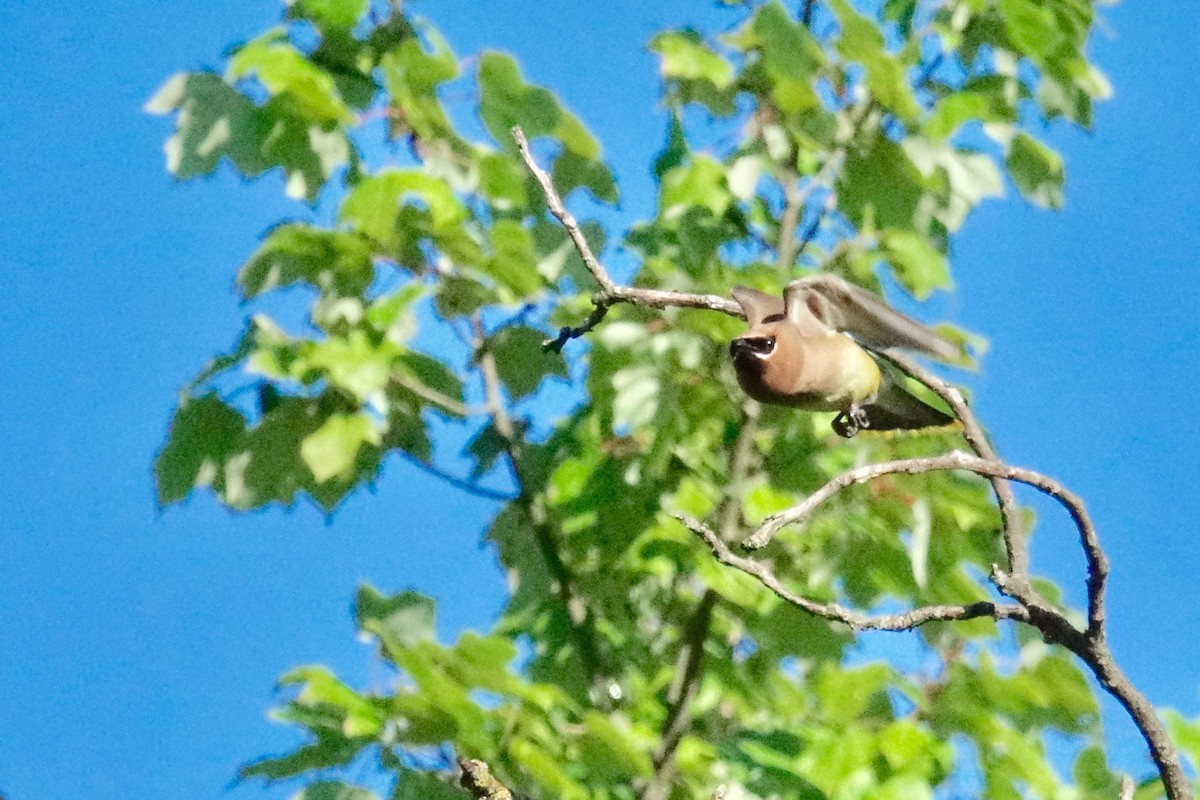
[642,405,758,800]
[473,315,610,701]
[511,121,1190,800]
[459,758,514,800]
[684,448,1189,800]
[512,126,741,354]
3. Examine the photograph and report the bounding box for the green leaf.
[839,134,927,232]
[650,30,734,89]
[155,393,246,505]
[740,2,823,113]
[1006,132,1064,208]
[288,0,368,29]
[578,712,653,780]
[660,155,732,218]
[222,395,333,509]
[924,89,1016,141]
[339,168,466,249]
[229,32,354,124]
[435,275,494,318]
[355,586,436,649]
[489,325,568,400]
[301,412,380,483]
[478,51,595,158]
[240,737,364,780]
[829,0,921,123]
[300,331,402,401]
[1072,746,1122,797]
[145,72,264,176]
[881,229,952,298]
[145,72,349,201]
[379,34,461,143]
[484,220,543,297]
[238,224,375,300]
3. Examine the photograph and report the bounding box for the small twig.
[513,126,742,351]
[512,126,616,295]
[679,512,1029,631]
[397,452,516,503]
[473,315,609,700]
[1119,775,1135,800]
[543,301,610,353]
[391,372,480,417]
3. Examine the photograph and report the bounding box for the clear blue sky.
[1,2,1196,799]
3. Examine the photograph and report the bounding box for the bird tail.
[860,370,956,433]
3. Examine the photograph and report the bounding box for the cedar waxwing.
[729,276,957,437]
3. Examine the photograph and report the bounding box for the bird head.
[729,333,776,362]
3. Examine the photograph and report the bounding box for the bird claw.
[832,406,871,438]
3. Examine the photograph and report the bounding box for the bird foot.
[832,406,871,438]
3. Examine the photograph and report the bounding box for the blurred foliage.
[149,0,1142,798]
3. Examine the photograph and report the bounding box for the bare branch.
[459,758,514,800]
[689,445,1187,800]
[678,513,1028,631]
[513,126,743,351]
[882,352,1030,578]
[512,126,615,295]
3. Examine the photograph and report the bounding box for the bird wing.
[787,275,959,361]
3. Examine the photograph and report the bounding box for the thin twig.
[679,512,1028,631]
[473,315,609,700]
[391,372,480,417]
[643,406,758,800]
[397,452,516,503]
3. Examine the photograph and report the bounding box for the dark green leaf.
[489,325,568,400]
[155,393,246,505]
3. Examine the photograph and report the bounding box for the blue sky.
[1,2,1197,799]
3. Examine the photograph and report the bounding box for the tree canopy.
[149,1,1200,799]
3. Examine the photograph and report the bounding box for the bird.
[728,275,958,437]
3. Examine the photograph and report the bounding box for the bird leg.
[832,404,871,438]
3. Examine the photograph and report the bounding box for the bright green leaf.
[301,412,380,483]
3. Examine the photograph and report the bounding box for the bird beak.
[730,335,775,359]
